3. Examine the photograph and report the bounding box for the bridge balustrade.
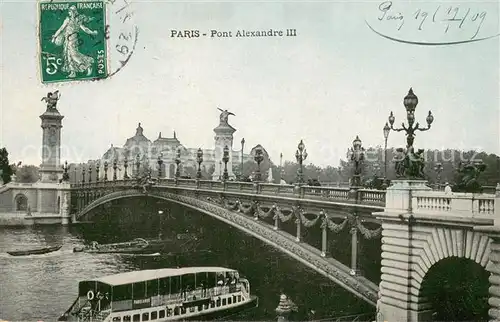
[71,178,387,207]
[358,189,386,205]
[413,191,496,217]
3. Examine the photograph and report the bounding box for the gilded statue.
[41,91,61,111]
[217,107,235,125]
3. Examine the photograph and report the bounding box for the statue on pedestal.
[393,147,426,179]
[453,160,486,193]
[41,91,61,111]
[217,107,235,126]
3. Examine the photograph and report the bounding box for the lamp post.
[434,162,443,190]
[88,164,93,183]
[157,153,164,178]
[254,147,264,182]
[113,159,118,181]
[196,148,203,179]
[218,161,222,180]
[175,149,181,179]
[241,138,245,180]
[295,140,308,185]
[103,161,108,182]
[387,88,434,178]
[96,161,100,182]
[123,156,129,179]
[222,145,230,181]
[383,122,390,182]
[279,152,283,180]
[347,136,365,187]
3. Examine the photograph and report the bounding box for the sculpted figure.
[217,107,235,125]
[41,91,61,111]
[51,6,97,78]
[393,148,406,177]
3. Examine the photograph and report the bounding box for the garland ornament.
[354,217,382,239]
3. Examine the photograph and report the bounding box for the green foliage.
[0,148,14,184]
[15,165,40,183]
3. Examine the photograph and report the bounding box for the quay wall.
[0,213,63,226]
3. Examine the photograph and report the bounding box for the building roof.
[88,267,235,286]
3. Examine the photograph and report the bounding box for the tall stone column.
[212,109,236,180]
[39,96,64,182]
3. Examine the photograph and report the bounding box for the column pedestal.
[375,179,433,322]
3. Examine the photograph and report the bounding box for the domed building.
[92,123,254,180]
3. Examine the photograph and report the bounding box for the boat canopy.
[77,267,241,306]
[86,267,235,287]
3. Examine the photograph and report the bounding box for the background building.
[71,122,253,182]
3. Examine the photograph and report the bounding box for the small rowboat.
[7,245,62,256]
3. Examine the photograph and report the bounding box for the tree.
[15,165,40,183]
[0,148,14,184]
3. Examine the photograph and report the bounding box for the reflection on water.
[0,198,376,321]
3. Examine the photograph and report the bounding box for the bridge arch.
[419,256,489,320]
[412,229,491,320]
[74,189,379,306]
[412,229,491,291]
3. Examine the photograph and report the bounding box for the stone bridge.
[3,175,500,320]
[71,178,386,306]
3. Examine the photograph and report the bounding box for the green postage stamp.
[38,1,107,83]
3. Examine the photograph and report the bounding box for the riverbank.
[0,212,67,226]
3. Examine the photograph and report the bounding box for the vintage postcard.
[0,1,499,322]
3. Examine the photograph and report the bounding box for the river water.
[0,197,377,321]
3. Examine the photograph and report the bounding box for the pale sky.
[1,0,499,167]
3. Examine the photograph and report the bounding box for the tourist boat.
[73,238,149,254]
[6,245,62,256]
[58,266,258,322]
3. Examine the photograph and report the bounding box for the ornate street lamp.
[175,148,181,178]
[96,160,100,182]
[254,147,264,182]
[387,88,434,178]
[88,164,93,183]
[123,156,129,179]
[434,162,443,190]
[113,159,118,181]
[383,122,390,178]
[218,161,222,180]
[82,166,86,184]
[196,148,203,179]
[347,136,365,187]
[222,145,230,181]
[241,138,245,180]
[295,140,308,184]
[388,88,434,149]
[103,161,108,181]
[279,152,283,180]
[157,153,164,178]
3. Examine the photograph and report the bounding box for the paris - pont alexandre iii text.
[170,29,297,38]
